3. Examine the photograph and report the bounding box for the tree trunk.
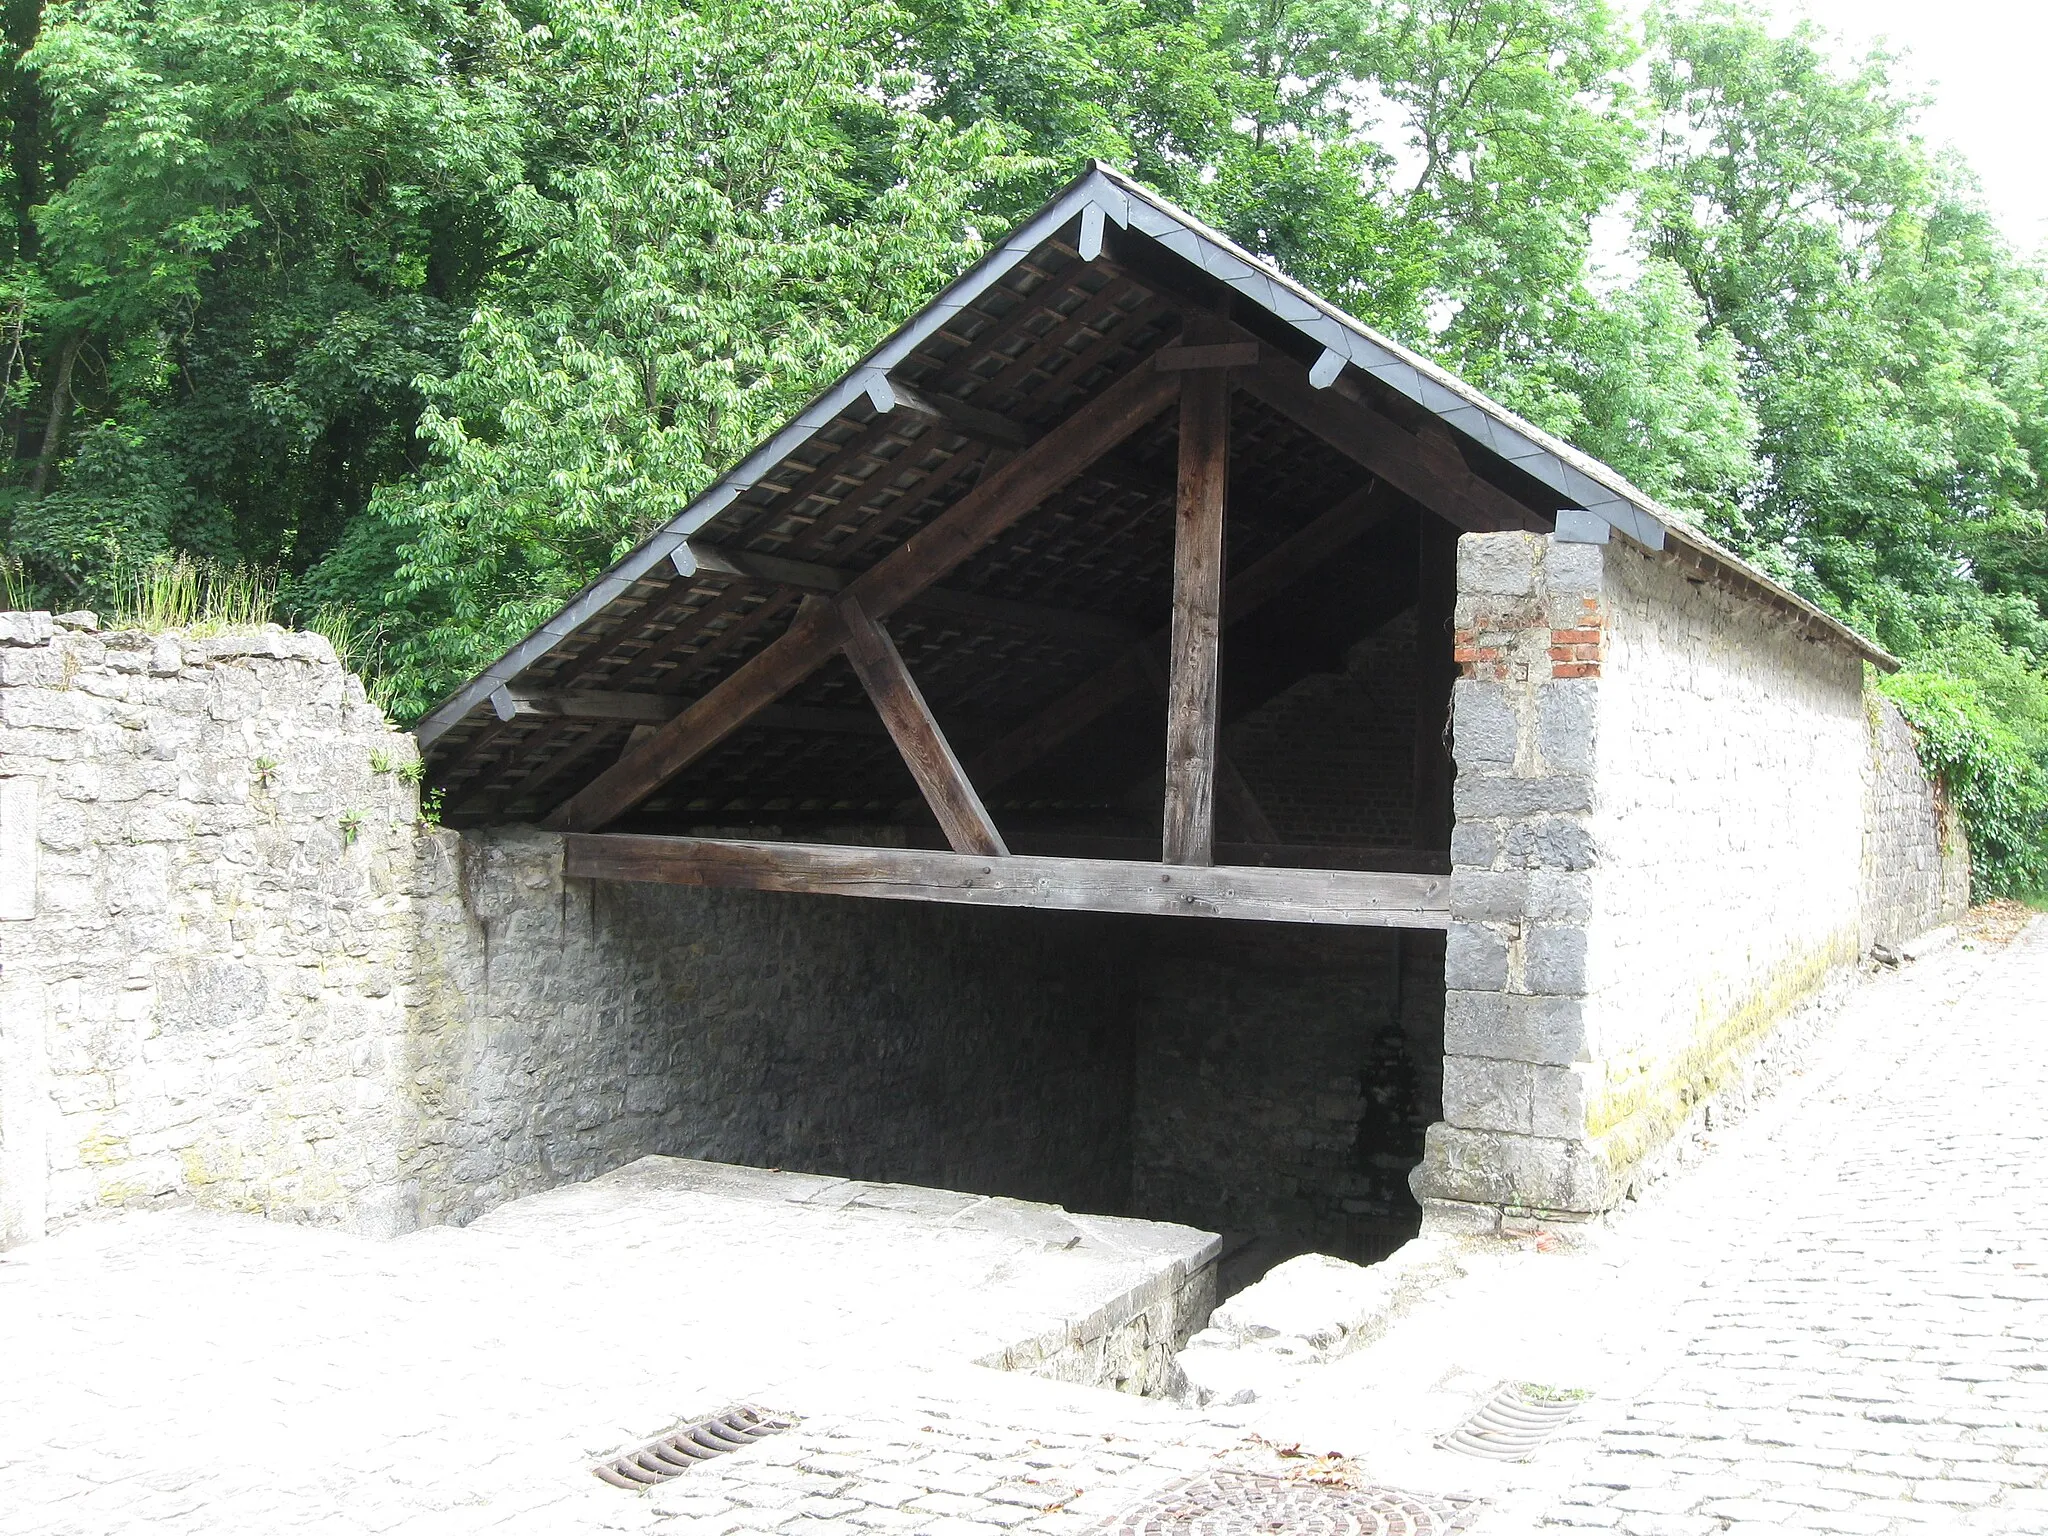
[28,334,81,497]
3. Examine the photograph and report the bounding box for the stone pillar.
[1411,531,1612,1232]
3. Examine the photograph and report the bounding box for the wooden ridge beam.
[835,596,1006,856]
[968,481,1393,791]
[563,834,1452,930]
[544,360,1181,832]
[1085,241,1544,532]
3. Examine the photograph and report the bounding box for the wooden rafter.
[542,359,1182,832]
[563,834,1452,930]
[489,689,887,737]
[685,541,1142,646]
[1242,357,1545,535]
[881,380,1040,450]
[835,596,1007,857]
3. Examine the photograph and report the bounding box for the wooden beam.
[836,596,1007,857]
[988,834,1451,874]
[563,834,1452,929]
[970,482,1392,792]
[1155,341,1261,371]
[490,689,888,738]
[683,543,1140,646]
[1241,357,1547,535]
[1162,323,1232,866]
[544,360,1181,832]
[883,380,1040,449]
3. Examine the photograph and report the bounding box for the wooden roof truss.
[416,167,1895,929]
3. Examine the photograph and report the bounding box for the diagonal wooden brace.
[835,596,1006,856]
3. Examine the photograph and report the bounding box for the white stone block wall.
[1415,533,1968,1227]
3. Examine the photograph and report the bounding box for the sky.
[1751,0,2048,249]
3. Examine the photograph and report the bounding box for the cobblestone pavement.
[1516,917,2048,1536]
[2,919,2042,1536]
[1238,917,2048,1536]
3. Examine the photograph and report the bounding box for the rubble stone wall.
[0,614,429,1247]
[1861,695,1971,951]
[0,617,1133,1246]
[413,829,1137,1230]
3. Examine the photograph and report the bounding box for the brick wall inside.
[1228,610,1420,846]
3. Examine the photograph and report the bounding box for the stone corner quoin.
[1412,529,1966,1232]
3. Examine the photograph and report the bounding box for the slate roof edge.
[416,164,1892,750]
[1089,165,1897,673]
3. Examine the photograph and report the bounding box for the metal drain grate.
[1093,1471,1482,1535]
[1438,1384,1582,1462]
[594,1404,794,1488]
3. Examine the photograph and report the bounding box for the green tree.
[305,0,1025,717]
[4,0,512,598]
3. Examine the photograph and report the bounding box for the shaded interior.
[417,205,1560,1290]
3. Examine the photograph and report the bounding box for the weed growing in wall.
[115,555,275,634]
[302,604,402,717]
[0,553,30,611]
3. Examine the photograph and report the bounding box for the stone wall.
[0,614,429,1247]
[1414,533,1967,1227]
[413,829,1137,1228]
[1862,695,1971,951]
[0,616,1136,1246]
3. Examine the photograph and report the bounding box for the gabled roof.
[415,163,1893,828]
